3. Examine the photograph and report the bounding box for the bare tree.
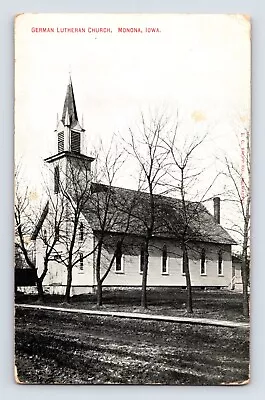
[222,128,250,317]
[125,113,170,309]
[31,188,65,300]
[14,168,46,300]
[15,172,37,281]
[15,167,67,301]
[48,136,130,303]
[51,155,98,303]
[162,126,210,313]
[88,138,139,306]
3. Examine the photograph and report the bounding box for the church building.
[31,78,236,296]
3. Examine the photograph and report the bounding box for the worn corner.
[14,364,24,385]
[14,13,24,23]
[221,378,250,386]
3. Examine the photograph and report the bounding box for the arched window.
[162,244,168,274]
[79,253,84,271]
[218,250,223,275]
[54,165,59,194]
[79,222,84,241]
[139,244,145,273]
[200,248,206,275]
[115,241,124,273]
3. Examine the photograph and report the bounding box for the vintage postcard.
[14,14,250,385]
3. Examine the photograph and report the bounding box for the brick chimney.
[213,197,220,224]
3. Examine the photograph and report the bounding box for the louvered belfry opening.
[71,131,81,153]
[58,131,64,152]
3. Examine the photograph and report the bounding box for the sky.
[14,13,251,243]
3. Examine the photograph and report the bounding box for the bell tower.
[56,75,84,154]
[44,76,95,195]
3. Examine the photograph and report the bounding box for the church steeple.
[45,76,95,195]
[55,76,84,154]
[61,76,78,127]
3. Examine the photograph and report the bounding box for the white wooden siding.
[99,236,232,287]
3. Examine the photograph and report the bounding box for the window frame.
[54,165,60,194]
[79,252,84,273]
[161,244,169,275]
[181,258,186,275]
[115,242,124,274]
[200,248,207,276]
[217,250,224,276]
[139,245,145,274]
[79,222,84,242]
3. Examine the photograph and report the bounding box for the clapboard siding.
[34,228,232,294]
[99,236,232,287]
[35,215,95,293]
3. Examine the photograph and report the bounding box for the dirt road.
[15,307,249,385]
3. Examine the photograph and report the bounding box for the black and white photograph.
[14,13,250,385]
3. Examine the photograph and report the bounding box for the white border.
[2,1,265,399]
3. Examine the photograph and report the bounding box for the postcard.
[14,13,250,385]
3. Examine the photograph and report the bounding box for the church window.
[115,241,124,273]
[79,253,84,271]
[161,244,168,274]
[181,256,186,275]
[139,244,145,273]
[54,165,59,194]
[43,229,47,243]
[79,222,84,241]
[217,250,223,275]
[71,131,80,153]
[58,131,64,153]
[200,248,206,275]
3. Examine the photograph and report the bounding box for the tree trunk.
[141,241,149,309]
[96,241,103,307]
[65,266,72,303]
[36,260,49,302]
[241,247,249,318]
[36,277,44,302]
[183,245,193,313]
[97,280,103,307]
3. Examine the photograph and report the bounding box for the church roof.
[83,183,236,245]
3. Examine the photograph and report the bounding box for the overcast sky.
[15,13,251,240]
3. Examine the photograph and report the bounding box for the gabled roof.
[83,183,236,245]
[31,184,236,246]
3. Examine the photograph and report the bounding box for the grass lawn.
[15,307,249,385]
[16,287,249,323]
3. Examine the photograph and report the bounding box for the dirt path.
[16,304,250,328]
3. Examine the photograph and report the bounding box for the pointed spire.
[61,75,78,127]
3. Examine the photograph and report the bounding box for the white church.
[31,78,236,296]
